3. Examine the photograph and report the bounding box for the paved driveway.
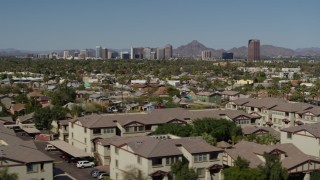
[35,141,96,180]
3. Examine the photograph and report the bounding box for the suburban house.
[68,108,260,156]
[281,123,320,158]
[242,126,280,141]
[16,112,35,128]
[196,91,221,104]
[109,136,224,180]
[9,103,25,115]
[0,123,54,179]
[226,97,320,130]
[223,141,320,179]
[220,90,248,102]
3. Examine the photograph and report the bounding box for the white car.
[76,161,95,168]
[45,144,57,151]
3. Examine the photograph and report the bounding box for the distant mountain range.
[173,40,320,58]
[1,41,320,58]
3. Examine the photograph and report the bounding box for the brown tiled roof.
[196,91,218,96]
[242,126,280,140]
[97,136,121,146]
[217,141,232,148]
[27,91,43,97]
[74,108,258,128]
[281,123,320,138]
[11,103,25,112]
[153,86,168,95]
[0,116,14,123]
[110,136,222,158]
[272,102,313,113]
[17,112,35,123]
[0,123,53,163]
[225,141,320,170]
[221,91,240,96]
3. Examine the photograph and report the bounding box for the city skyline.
[1,0,319,51]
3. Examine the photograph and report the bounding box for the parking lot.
[35,141,96,180]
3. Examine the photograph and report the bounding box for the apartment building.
[0,123,54,180]
[281,123,320,158]
[51,119,70,141]
[68,108,260,155]
[223,141,320,179]
[226,97,320,130]
[109,136,223,180]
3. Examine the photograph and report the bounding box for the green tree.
[33,106,68,130]
[223,157,263,180]
[152,124,193,137]
[201,132,217,146]
[171,160,197,180]
[310,169,320,180]
[14,94,29,104]
[258,153,288,180]
[0,167,18,180]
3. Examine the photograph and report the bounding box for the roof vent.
[113,120,117,123]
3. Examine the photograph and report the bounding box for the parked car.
[90,169,107,178]
[45,144,57,151]
[98,173,110,179]
[76,160,95,168]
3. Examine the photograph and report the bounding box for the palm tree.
[0,167,18,180]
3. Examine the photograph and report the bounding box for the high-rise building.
[102,48,108,59]
[96,46,102,59]
[130,47,144,59]
[157,48,165,60]
[63,50,70,59]
[248,39,260,61]
[222,52,233,60]
[120,51,130,59]
[201,50,211,60]
[164,44,173,59]
[79,50,87,59]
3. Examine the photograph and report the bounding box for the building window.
[71,123,73,128]
[210,153,218,160]
[26,164,37,173]
[40,163,44,171]
[93,128,101,134]
[194,154,207,162]
[137,156,141,164]
[197,168,205,177]
[115,147,118,154]
[165,157,177,165]
[71,132,73,138]
[287,132,292,139]
[84,138,87,143]
[84,128,87,133]
[152,158,162,166]
[115,160,118,168]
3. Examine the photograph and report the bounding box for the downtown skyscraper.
[248,39,260,61]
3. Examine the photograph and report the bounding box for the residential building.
[226,97,320,130]
[220,90,248,102]
[222,52,233,60]
[196,91,221,104]
[164,44,173,59]
[68,108,260,155]
[51,119,71,141]
[248,39,260,61]
[0,123,54,179]
[109,136,224,180]
[281,123,320,157]
[223,141,320,179]
[201,50,211,60]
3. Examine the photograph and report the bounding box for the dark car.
[90,169,108,178]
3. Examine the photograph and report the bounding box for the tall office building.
[157,48,165,60]
[63,50,70,59]
[96,46,102,59]
[248,39,260,61]
[164,44,173,59]
[130,47,144,59]
[222,52,233,60]
[79,50,87,59]
[201,50,211,60]
[102,48,108,59]
[120,51,130,59]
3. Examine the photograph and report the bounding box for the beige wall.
[7,162,53,180]
[281,131,320,157]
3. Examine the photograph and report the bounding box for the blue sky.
[0,0,319,50]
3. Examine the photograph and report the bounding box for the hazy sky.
[0,0,319,50]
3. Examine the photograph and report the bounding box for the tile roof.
[11,103,25,112]
[221,91,240,96]
[242,126,280,140]
[225,141,320,170]
[110,136,222,158]
[0,123,53,163]
[17,112,35,123]
[0,116,14,123]
[281,123,320,138]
